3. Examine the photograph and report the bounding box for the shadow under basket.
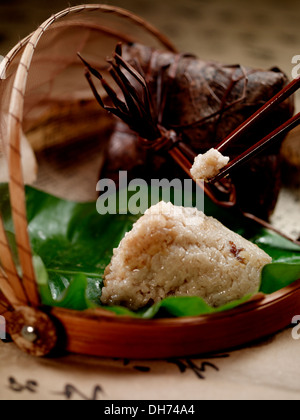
[0,4,299,360]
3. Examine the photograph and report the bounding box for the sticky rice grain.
[191,148,229,181]
[101,202,271,310]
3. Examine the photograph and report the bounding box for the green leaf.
[260,263,300,294]
[143,296,214,318]
[105,294,253,319]
[54,274,93,311]
[32,254,54,306]
[252,230,300,263]
[33,254,95,310]
[0,184,14,233]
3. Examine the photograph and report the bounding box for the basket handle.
[3,4,177,310]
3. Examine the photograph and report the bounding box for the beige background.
[0,0,299,100]
[1,0,300,94]
[0,0,300,400]
[1,327,300,400]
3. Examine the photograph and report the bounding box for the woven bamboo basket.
[0,4,300,359]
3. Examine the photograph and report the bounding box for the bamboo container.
[0,4,299,359]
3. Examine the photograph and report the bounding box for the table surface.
[0,0,300,401]
[0,327,300,400]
